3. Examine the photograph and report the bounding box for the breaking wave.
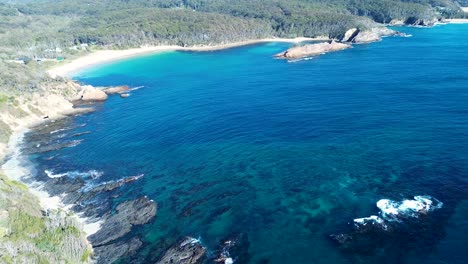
[130,86,145,91]
[353,195,443,230]
[287,57,315,63]
[45,169,104,179]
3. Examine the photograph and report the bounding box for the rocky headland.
[0,79,142,263]
[274,26,408,60]
[156,237,206,264]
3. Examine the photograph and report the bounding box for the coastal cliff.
[0,81,94,263]
[0,79,137,262]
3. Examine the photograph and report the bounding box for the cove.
[24,24,468,263]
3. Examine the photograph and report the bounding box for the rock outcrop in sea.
[156,237,206,264]
[89,196,157,247]
[76,85,108,101]
[274,41,351,59]
[102,85,130,95]
[71,83,136,102]
[90,197,156,263]
[329,196,444,257]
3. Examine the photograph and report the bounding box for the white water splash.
[181,237,202,247]
[1,130,102,237]
[353,215,387,230]
[129,86,145,91]
[44,169,104,179]
[353,195,443,230]
[377,195,443,221]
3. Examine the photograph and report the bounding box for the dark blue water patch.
[24,24,468,264]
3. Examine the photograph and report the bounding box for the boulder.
[156,237,206,264]
[274,41,351,59]
[342,28,360,42]
[77,85,108,101]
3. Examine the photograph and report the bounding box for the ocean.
[20,24,468,263]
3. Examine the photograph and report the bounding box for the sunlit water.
[23,24,468,263]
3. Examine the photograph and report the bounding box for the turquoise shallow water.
[27,24,468,263]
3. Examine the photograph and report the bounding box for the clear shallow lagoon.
[28,24,468,263]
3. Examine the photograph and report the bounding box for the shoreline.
[1,129,103,236]
[445,18,468,24]
[47,37,327,78]
[4,23,466,260]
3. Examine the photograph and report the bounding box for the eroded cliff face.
[0,81,130,162]
[0,81,81,162]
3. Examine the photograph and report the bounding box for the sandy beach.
[446,18,468,24]
[47,37,327,78]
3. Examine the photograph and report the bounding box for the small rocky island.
[275,27,403,59]
[275,41,351,59]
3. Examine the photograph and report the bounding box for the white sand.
[446,18,468,24]
[47,37,327,78]
[462,7,468,13]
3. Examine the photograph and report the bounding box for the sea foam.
[2,131,102,236]
[353,196,443,230]
[45,169,104,179]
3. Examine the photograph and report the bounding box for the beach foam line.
[1,130,102,236]
[45,169,104,179]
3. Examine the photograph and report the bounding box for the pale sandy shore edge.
[1,130,103,236]
[47,37,327,78]
[445,18,468,24]
[0,94,103,237]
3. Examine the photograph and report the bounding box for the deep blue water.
[28,24,468,263]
